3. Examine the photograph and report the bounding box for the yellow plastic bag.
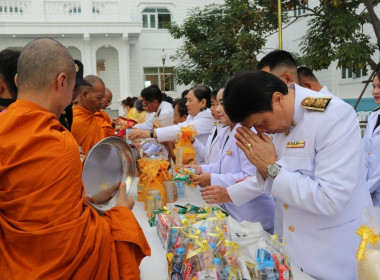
[174,125,198,171]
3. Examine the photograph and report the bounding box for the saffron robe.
[72,106,105,155]
[95,109,115,137]
[0,100,151,279]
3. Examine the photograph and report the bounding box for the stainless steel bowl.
[82,136,137,214]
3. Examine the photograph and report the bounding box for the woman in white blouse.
[129,85,215,163]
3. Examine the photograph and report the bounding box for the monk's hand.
[115,182,135,210]
[190,172,211,188]
[201,185,232,204]
[235,127,277,179]
[183,164,202,175]
[89,182,120,204]
[129,128,150,141]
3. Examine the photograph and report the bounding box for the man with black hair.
[201,69,372,280]
[0,49,20,112]
[133,85,173,130]
[297,66,331,94]
[257,50,298,85]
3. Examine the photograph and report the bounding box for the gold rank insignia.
[286,141,305,148]
[75,63,79,72]
[301,97,332,112]
[214,121,219,126]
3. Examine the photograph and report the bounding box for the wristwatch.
[150,129,154,138]
[267,163,281,178]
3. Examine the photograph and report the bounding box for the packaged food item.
[164,181,177,203]
[356,207,380,280]
[174,125,198,171]
[146,196,155,218]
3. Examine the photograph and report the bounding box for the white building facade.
[0,0,223,114]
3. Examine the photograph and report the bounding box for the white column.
[83,34,96,76]
[118,35,131,116]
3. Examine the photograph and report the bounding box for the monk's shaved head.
[81,75,105,93]
[79,75,106,113]
[17,38,75,92]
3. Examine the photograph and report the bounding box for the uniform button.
[288,226,295,232]
[284,131,290,136]
[367,165,369,168]
[368,152,370,155]
[283,203,289,210]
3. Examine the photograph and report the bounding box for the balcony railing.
[0,0,119,19]
[44,0,119,18]
[0,1,31,15]
[44,1,82,16]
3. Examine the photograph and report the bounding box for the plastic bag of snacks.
[356,207,380,280]
[174,125,198,171]
[137,157,172,217]
[160,205,247,280]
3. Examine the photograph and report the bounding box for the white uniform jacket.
[363,107,380,206]
[201,124,274,230]
[155,109,215,145]
[192,122,222,165]
[227,84,372,280]
[133,101,174,129]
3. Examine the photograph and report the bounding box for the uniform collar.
[291,83,306,127]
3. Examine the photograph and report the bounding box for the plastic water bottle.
[171,247,186,280]
[199,226,208,241]
[212,257,221,279]
[168,228,179,252]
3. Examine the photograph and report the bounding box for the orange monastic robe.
[72,106,106,155]
[95,109,115,137]
[0,100,151,279]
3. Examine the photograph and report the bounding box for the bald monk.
[0,38,150,279]
[95,87,115,136]
[72,75,114,154]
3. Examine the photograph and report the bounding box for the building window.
[144,67,174,92]
[342,67,368,79]
[293,0,308,16]
[142,8,171,29]
[68,7,81,15]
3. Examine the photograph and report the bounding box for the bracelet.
[150,129,154,138]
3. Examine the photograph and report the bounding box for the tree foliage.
[168,0,282,88]
[285,0,380,71]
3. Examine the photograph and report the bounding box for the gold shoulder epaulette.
[373,106,380,112]
[301,97,332,112]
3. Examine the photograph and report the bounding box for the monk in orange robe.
[72,75,114,154]
[0,38,150,279]
[95,87,115,137]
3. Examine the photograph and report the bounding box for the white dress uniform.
[201,124,275,231]
[133,101,174,129]
[363,107,380,206]
[226,84,372,280]
[155,109,215,164]
[192,122,222,164]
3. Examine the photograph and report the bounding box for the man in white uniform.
[203,69,372,280]
[297,66,332,95]
[133,85,173,130]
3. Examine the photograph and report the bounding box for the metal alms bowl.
[82,136,137,214]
